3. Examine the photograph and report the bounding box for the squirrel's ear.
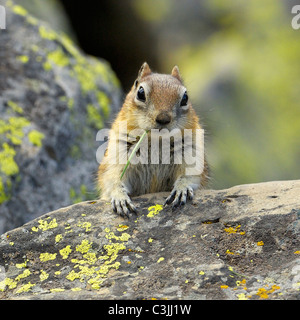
[137,62,152,82]
[171,66,182,82]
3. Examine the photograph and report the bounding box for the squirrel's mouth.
[150,121,180,132]
[154,123,171,129]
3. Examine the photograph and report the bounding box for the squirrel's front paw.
[111,195,137,218]
[164,186,194,209]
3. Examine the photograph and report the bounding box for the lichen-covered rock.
[0,1,122,233]
[0,180,300,300]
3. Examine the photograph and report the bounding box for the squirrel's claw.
[164,186,194,209]
[111,198,137,218]
[164,189,176,206]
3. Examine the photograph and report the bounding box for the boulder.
[0,1,122,233]
[0,180,300,300]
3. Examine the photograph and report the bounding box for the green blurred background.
[17,0,300,189]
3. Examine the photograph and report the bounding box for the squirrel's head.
[126,62,191,131]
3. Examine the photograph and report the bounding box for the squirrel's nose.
[156,112,171,125]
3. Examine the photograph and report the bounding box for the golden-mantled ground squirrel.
[98,62,209,217]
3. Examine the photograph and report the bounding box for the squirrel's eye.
[137,86,146,102]
[180,91,188,106]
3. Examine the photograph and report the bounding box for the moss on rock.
[0,2,122,233]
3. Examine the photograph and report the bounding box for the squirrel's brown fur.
[98,62,209,216]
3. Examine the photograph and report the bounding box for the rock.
[0,180,300,300]
[12,0,75,37]
[0,1,122,233]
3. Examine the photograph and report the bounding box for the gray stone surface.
[0,180,300,300]
[0,1,122,233]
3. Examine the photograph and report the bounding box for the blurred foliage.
[131,0,171,22]
[130,0,300,189]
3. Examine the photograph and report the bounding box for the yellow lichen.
[16,282,35,294]
[16,260,28,269]
[77,221,92,232]
[224,225,243,234]
[7,278,17,289]
[117,224,129,232]
[39,270,49,282]
[39,25,56,41]
[119,233,131,242]
[0,281,5,291]
[4,117,31,145]
[39,253,57,262]
[43,61,52,71]
[37,218,58,231]
[147,205,163,218]
[76,240,93,254]
[237,293,248,300]
[66,270,79,282]
[71,251,98,266]
[66,265,97,282]
[0,143,19,176]
[87,104,104,130]
[157,257,165,264]
[59,245,72,259]
[28,130,45,148]
[100,243,126,264]
[98,262,121,275]
[55,234,63,243]
[105,230,131,242]
[15,269,31,281]
[96,91,111,118]
[0,278,18,291]
[268,284,280,293]
[7,101,23,114]
[256,285,280,299]
[83,252,97,264]
[226,249,239,255]
[17,55,29,64]
[12,5,28,16]
[64,226,130,287]
[88,275,103,290]
[46,49,69,68]
[50,288,65,293]
[256,288,269,299]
